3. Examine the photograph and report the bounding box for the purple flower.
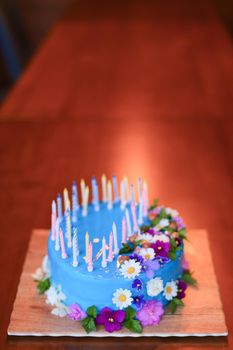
[177,280,187,299]
[96,307,126,333]
[141,259,160,279]
[132,278,143,290]
[68,303,86,321]
[129,253,144,264]
[132,295,145,309]
[151,240,170,257]
[155,256,171,265]
[136,300,164,326]
[173,216,185,230]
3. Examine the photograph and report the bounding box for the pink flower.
[181,256,189,271]
[136,300,164,326]
[68,303,86,321]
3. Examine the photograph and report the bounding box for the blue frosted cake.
[34,175,196,334]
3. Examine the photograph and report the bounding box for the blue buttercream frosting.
[48,202,184,311]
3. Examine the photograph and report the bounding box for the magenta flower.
[136,300,164,326]
[68,303,86,321]
[141,259,160,279]
[151,240,170,257]
[177,280,187,299]
[173,216,185,230]
[96,307,126,333]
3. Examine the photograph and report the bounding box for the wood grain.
[8,229,227,337]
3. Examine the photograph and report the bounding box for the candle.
[143,181,149,217]
[72,230,78,267]
[80,179,86,206]
[94,183,100,211]
[130,184,135,204]
[91,176,97,204]
[65,210,72,248]
[131,202,138,232]
[85,232,89,261]
[138,198,143,225]
[63,188,69,212]
[59,228,67,259]
[51,200,56,241]
[112,222,119,254]
[107,180,113,210]
[72,181,79,223]
[124,176,130,202]
[102,236,107,268]
[120,180,125,210]
[112,175,119,202]
[125,208,132,237]
[88,242,93,272]
[108,232,113,261]
[122,216,127,243]
[82,186,89,216]
[101,174,107,202]
[138,177,143,202]
[57,193,62,220]
[55,218,60,251]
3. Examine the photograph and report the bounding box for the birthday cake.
[33,175,196,334]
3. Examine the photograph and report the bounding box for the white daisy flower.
[112,288,133,309]
[147,277,164,296]
[154,218,170,231]
[165,207,179,218]
[51,302,69,317]
[152,234,170,243]
[120,259,141,279]
[163,281,178,300]
[32,267,44,281]
[140,233,155,243]
[45,285,66,306]
[139,248,155,260]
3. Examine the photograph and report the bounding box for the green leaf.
[178,228,187,240]
[159,208,168,219]
[86,305,97,318]
[169,298,184,314]
[125,306,136,320]
[124,319,142,333]
[181,271,197,286]
[133,240,142,247]
[170,238,177,249]
[148,198,159,210]
[168,250,177,260]
[37,278,50,295]
[140,225,150,231]
[119,243,134,255]
[151,216,161,226]
[82,316,96,334]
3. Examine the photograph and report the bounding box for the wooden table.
[0,0,232,349]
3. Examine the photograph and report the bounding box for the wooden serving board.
[8,229,228,337]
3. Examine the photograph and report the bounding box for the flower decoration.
[136,300,164,326]
[154,218,170,231]
[141,259,160,279]
[132,295,145,309]
[128,234,138,243]
[132,278,143,291]
[151,240,170,257]
[165,207,179,217]
[68,303,86,320]
[45,285,66,306]
[146,277,164,296]
[181,256,189,270]
[96,307,126,332]
[177,280,187,299]
[129,253,144,264]
[155,256,171,265]
[163,281,178,300]
[120,259,141,279]
[139,247,155,260]
[112,288,133,309]
[173,216,185,230]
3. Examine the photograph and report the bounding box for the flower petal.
[114,310,126,323]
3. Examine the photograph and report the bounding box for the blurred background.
[0,0,233,101]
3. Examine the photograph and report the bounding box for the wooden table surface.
[0,0,232,349]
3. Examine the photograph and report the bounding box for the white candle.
[72,181,79,223]
[125,208,132,237]
[112,222,119,254]
[72,230,78,267]
[101,174,107,202]
[122,216,127,243]
[57,194,62,220]
[138,198,143,225]
[131,201,138,232]
[102,236,107,268]
[138,177,143,202]
[108,232,113,261]
[143,181,149,217]
[55,218,60,251]
[88,242,93,272]
[112,175,119,202]
[85,232,89,261]
[63,188,69,212]
[80,179,86,206]
[94,183,100,211]
[91,176,96,204]
[51,200,56,241]
[82,186,89,216]
[124,176,130,202]
[65,210,72,248]
[120,180,125,210]
[59,228,67,259]
[107,180,113,210]
[130,184,135,204]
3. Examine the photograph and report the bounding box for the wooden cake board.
[8,229,228,337]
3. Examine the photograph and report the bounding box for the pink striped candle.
[88,242,93,272]
[131,202,138,232]
[59,228,67,259]
[122,216,127,243]
[51,200,56,241]
[108,232,113,261]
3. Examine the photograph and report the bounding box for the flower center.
[137,283,141,288]
[108,317,114,323]
[144,254,150,260]
[158,246,162,250]
[128,267,135,274]
[166,286,172,294]
[118,294,127,302]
